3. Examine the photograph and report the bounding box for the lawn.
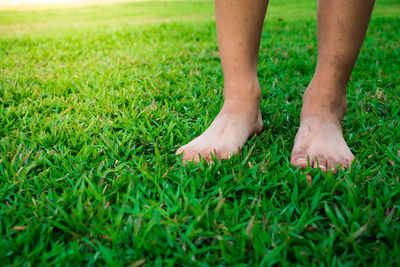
[0,0,399,265]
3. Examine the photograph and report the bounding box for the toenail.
[297,158,307,163]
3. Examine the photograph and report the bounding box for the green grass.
[1,0,399,265]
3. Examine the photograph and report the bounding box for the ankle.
[301,80,348,122]
[223,77,261,104]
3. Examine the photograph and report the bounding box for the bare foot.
[176,98,263,163]
[291,117,354,172]
[291,84,355,173]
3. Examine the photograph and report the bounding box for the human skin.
[176,0,375,172]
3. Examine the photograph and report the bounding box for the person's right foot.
[176,83,262,163]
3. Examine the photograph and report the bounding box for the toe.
[190,152,201,163]
[176,146,185,155]
[181,150,201,163]
[327,158,339,174]
[202,149,215,163]
[215,145,236,160]
[347,155,355,167]
[340,157,350,169]
[313,156,327,172]
[291,150,310,169]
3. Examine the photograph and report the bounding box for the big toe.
[291,150,310,169]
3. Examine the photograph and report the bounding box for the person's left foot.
[290,81,355,173]
[291,117,354,172]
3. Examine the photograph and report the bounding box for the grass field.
[1,0,400,265]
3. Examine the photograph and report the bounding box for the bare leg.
[176,0,268,163]
[291,0,375,172]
